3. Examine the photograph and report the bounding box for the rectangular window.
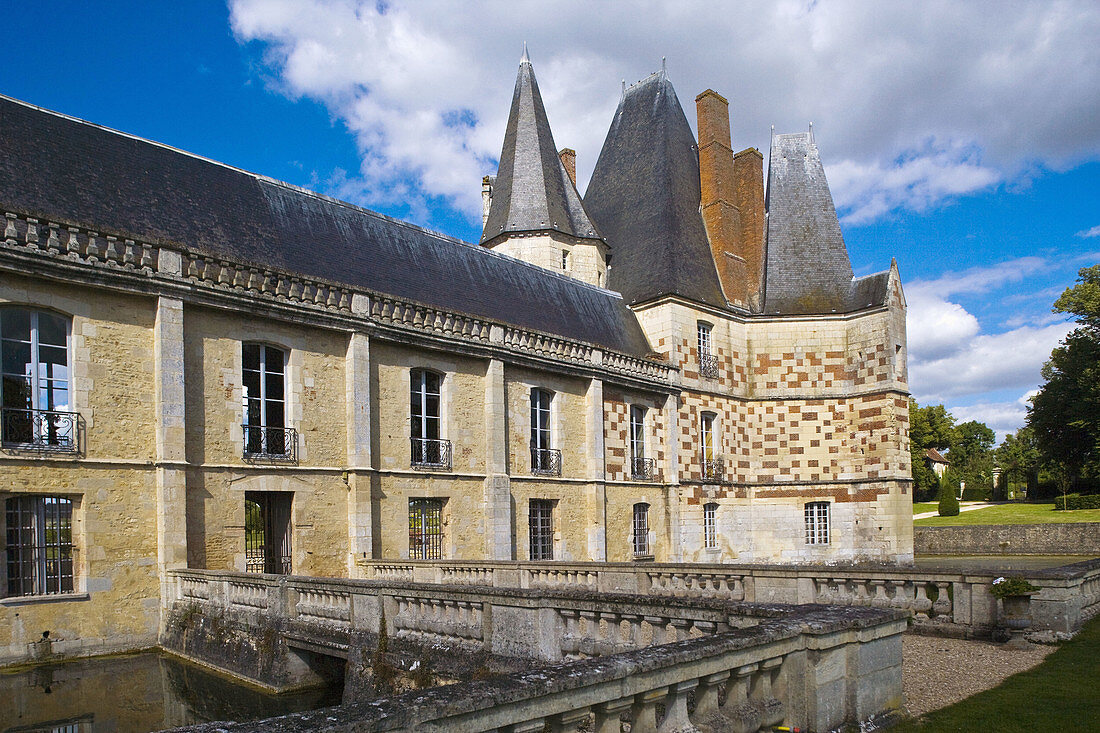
[697,322,719,378]
[242,344,293,458]
[701,412,721,480]
[805,501,830,545]
[244,492,292,574]
[5,495,74,597]
[704,502,718,549]
[410,369,450,469]
[630,405,654,480]
[530,388,560,475]
[529,499,554,561]
[561,249,570,271]
[409,498,444,560]
[632,502,650,557]
[1,307,77,451]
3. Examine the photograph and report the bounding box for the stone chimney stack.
[695,89,764,311]
[481,175,494,231]
[559,148,577,187]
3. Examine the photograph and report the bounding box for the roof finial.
[521,42,530,65]
[809,121,814,143]
[661,56,666,75]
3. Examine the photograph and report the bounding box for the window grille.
[244,492,292,574]
[242,344,291,459]
[529,499,554,561]
[704,502,718,549]
[697,322,719,379]
[5,495,73,597]
[1,308,78,451]
[632,502,650,557]
[629,405,650,480]
[409,499,444,560]
[410,370,450,469]
[805,501,830,545]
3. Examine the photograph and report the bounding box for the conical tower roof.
[481,50,600,246]
[763,131,856,314]
[584,69,726,308]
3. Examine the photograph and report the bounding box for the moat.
[0,651,342,732]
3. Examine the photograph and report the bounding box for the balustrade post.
[630,689,666,733]
[728,663,757,708]
[933,581,953,621]
[551,709,593,733]
[579,611,600,656]
[657,681,697,733]
[870,580,889,607]
[913,583,933,620]
[670,618,693,641]
[593,698,632,733]
[694,670,730,721]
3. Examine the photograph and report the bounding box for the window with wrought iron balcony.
[697,321,719,379]
[700,411,722,482]
[531,387,562,476]
[242,343,297,462]
[1,308,82,454]
[410,369,451,470]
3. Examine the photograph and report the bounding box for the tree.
[1028,265,1100,491]
[909,400,956,501]
[951,420,996,497]
[995,427,1040,498]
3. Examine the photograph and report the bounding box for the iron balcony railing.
[1,407,81,453]
[631,457,657,481]
[245,549,292,575]
[701,457,724,482]
[531,448,562,476]
[243,425,298,462]
[411,438,452,470]
[699,353,720,379]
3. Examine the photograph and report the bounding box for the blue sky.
[3,1,1098,440]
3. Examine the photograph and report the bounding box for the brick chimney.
[559,148,576,187]
[695,89,764,311]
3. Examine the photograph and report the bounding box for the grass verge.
[914,502,1100,526]
[912,502,938,514]
[892,614,1100,732]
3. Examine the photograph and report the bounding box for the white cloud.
[910,321,1072,405]
[228,0,1100,229]
[1076,225,1100,238]
[949,392,1037,442]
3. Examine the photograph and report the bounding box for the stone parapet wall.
[357,557,1100,637]
[915,523,1100,556]
[167,569,905,733]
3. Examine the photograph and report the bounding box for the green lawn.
[914,502,1100,526]
[912,502,938,514]
[893,615,1100,732]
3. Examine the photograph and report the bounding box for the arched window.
[242,343,290,458]
[410,369,449,468]
[632,502,651,557]
[530,388,560,475]
[0,307,76,450]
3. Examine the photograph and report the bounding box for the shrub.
[938,477,960,517]
[962,485,991,501]
[1054,493,1100,510]
[990,576,1040,599]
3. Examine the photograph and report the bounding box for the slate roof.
[480,53,600,246]
[0,94,652,356]
[583,71,727,309]
[763,132,888,314]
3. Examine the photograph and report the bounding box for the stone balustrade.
[358,557,1100,637]
[170,585,904,733]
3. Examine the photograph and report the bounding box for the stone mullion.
[484,358,512,559]
[585,377,607,561]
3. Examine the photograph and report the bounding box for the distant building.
[925,448,949,479]
[0,52,910,665]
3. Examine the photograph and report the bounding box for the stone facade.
[0,59,911,668]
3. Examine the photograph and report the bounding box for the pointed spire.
[481,51,600,245]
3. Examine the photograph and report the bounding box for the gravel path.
[902,634,1055,718]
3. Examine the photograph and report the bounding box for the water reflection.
[0,652,342,732]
